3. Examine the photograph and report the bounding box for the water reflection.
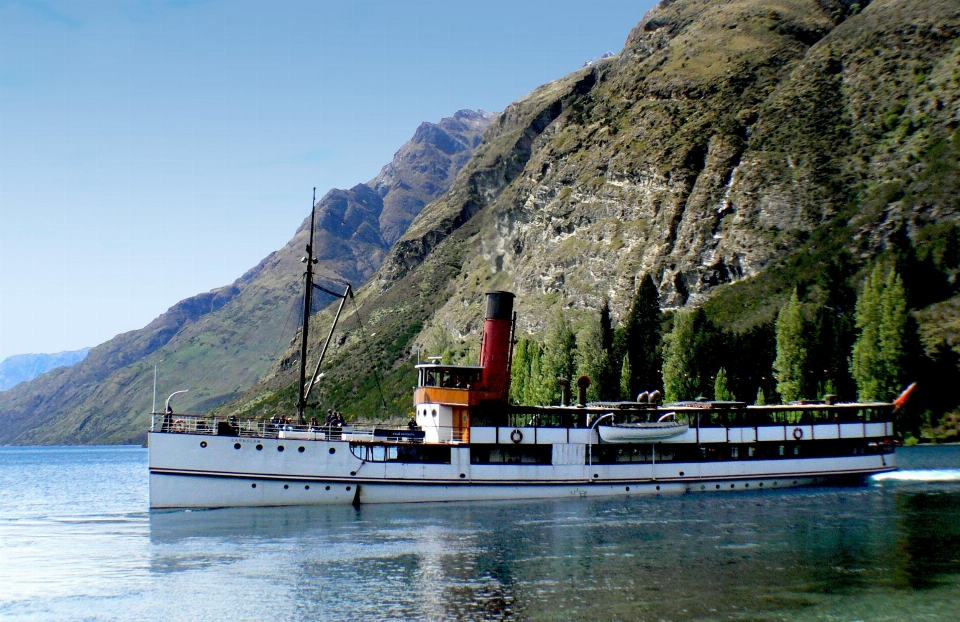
[146,485,960,621]
[894,489,960,591]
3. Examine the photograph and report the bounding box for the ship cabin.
[413,362,493,443]
[412,291,517,444]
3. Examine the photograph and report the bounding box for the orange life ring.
[792,427,803,440]
[510,429,523,443]
[173,419,186,433]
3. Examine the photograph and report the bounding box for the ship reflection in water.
[147,449,960,621]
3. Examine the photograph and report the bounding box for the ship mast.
[296,188,317,425]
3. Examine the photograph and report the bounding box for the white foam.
[872,469,960,482]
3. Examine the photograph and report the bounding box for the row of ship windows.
[199,440,338,455]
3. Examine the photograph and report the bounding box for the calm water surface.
[1,445,959,621]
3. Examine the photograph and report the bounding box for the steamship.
[148,200,904,509]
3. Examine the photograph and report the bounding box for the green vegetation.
[773,289,809,403]
[621,274,663,399]
[662,310,700,402]
[714,368,735,402]
[851,264,907,402]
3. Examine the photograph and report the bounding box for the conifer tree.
[623,274,663,397]
[662,309,699,402]
[598,300,617,399]
[774,289,808,403]
[714,367,735,401]
[851,264,907,401]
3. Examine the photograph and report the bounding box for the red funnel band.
[480,317,512,396]
[479,292,515,399]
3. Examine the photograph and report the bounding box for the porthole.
[759,482,764,487]
[346,486,352,491]
[200,441,207,448]
[350,471,356,476]
[700,485,705,490]
[656,485,661,491]
[431,409,437,417]
[731,484,735,489]
[283,484,289,489]
[251,483,257,488]
[594,473,599,479]
[298,446,305,453]
[305,485,310,490]
[716,484,721,489]
[234,442,242,450]
[325,485,331,491]
[278,445,285,452]
[256,444,263,451]
[460,473,466,479]
[329,447,336,455]
[678,471,684,476]
[745,483,749,488]
[625,486,630,492]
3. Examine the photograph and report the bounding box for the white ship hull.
[148,424,896,509]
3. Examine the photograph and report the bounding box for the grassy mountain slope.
[226,0,959,422]
[0,111,492,445]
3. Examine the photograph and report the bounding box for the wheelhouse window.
[417,365,482,389]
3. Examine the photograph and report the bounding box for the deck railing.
[150,413,464,443]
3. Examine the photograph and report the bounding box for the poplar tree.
[525,341,546,405]
[755,386,766,405]
[623,274,663,397]
[598,301,617,399]
[620,353,632,400]
[575,314,608,402]
[714,367,735,401]
[510,338,531,404]
[851,264,907,401]
[539,309,577,404]
[773,289,808,403]
[662,309,699,402]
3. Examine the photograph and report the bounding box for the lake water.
[1,446,959,621]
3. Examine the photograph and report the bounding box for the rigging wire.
[270,281,305,365]
[350,294,390,415]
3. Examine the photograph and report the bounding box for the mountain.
[0,110,493,445]
[225,0,959,423]
[0,349,91,392]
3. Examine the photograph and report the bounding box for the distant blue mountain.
[0,349,91,391]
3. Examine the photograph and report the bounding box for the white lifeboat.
[597,412,689,443]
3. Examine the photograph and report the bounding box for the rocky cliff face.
[233,0,959,420]
[0,111,492,445]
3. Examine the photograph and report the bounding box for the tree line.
[510,261,959,438]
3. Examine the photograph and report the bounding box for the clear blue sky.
[0,0,657,361]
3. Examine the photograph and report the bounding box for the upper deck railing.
[149,413,466,443]
[152,400,893,443]
[472,401,894,429]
